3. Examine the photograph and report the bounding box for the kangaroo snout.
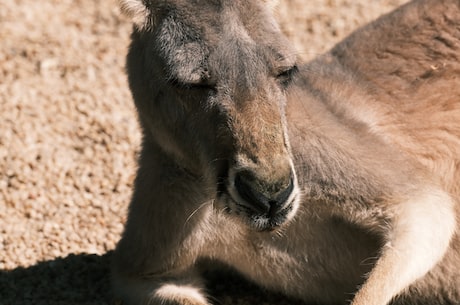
[225,154,300,230]
[234,169,294,217]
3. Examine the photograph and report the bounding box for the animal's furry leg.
[112,270,210,305]
[352,188,456,305]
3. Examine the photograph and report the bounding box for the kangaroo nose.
[234,171,294,216]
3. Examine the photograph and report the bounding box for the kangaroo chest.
[204,212,380,303]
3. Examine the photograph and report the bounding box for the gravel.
[0,0,407,304]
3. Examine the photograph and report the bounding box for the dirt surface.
[1,0,407,304]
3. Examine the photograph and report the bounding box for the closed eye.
[276,65,299,88]
[168,77,216,91]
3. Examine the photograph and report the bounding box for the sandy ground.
[0,0,407,304]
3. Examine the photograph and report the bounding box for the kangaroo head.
[121,0,300,231]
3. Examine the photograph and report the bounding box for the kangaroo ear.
[119,0,150,29]
[263,0,279,11]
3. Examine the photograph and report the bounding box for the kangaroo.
[112,0,460,304]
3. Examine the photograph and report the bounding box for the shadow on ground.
[0,252,113,305]
[0,251,306,305]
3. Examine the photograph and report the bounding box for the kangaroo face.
[124,0,300,231]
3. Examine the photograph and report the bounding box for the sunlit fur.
[113,0,460,304]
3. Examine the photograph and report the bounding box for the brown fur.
[113,0,460,304]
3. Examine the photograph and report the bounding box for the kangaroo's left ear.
[119,0,150,29]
